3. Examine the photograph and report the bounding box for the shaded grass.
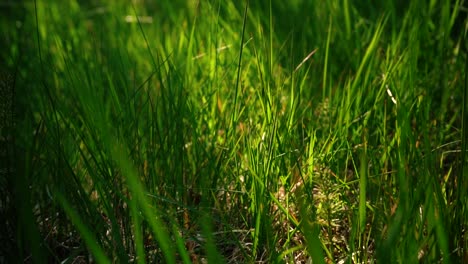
[2,0,467,263]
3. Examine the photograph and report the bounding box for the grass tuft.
[2,0,467,262]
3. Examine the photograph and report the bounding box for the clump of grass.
[2,0,467,263]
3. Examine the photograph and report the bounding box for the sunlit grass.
[1,0,467,263]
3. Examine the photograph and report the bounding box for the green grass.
[1,0,467,263]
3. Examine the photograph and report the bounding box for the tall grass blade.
[230,0,249,131]
[461,36,468,262]
[55,192,111,264]
[110,141,177,264]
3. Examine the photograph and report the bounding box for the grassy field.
[1,0,468,263]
